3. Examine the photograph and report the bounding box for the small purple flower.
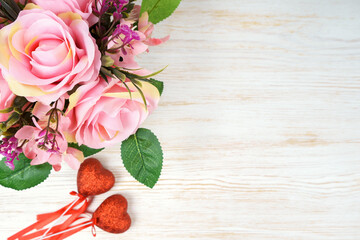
[112,24,140,54]
[113,0,129,20]
[0,137,22,170]
[96,0,129,17]
[98,0,110,15]
[35,129,62,154]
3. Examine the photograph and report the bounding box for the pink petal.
[15,126,37,140]
[48,153,62,165]
[23,140,36,159]
[53,164,61,171]
[145,35,170,46]
[64,147,84,170]
[30,152,50,165]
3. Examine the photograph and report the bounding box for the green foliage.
[0,0,20,21]
[0,154,52,190]
[0,97,31,135]
[140,0,181,24]
[119,70,165,97]
[148,78,164,96]
[68,143,104,157]
[121,128,163,188]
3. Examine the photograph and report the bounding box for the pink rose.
[0,70,16,122]
[32,0,94,22]
[0,6,101,104]
[64,78,160,148]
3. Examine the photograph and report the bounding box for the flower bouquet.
[0,0,181,190]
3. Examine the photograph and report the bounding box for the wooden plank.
[1,0,360,239]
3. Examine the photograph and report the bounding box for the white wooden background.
[1,0,360,239]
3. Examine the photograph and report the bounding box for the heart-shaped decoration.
[77,158,115,197]
[94,194,131,233]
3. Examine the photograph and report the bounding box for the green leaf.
[148,78,164,96]
[130,80,148,110]
[0,106,13,113]
[121,81,133,99]
[140,65,167,79]
[101,55,115,67]
[0,0,18,21]
[7,0,21,14]
[0,154,52,190]
[140,0,181,24]
[99,71,109,83]
[68,143,104,157]
[121,128,163,188]
[119,71,164,96]
[112,68,126,82]
[100,67,114,78]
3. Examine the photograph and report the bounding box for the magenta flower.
[95,0,129,17]
[112,23,140,55]
[107,5,169,71]
[0,137,22,170]
[113,0,129,20]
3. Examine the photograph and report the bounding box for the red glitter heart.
[94,194,131,233]
[77,158,115,197]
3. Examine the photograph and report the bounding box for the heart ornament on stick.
[77,158,115,197]
[94,194,131,233]
[8,158,131,240]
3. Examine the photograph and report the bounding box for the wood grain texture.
[1,0,360,239]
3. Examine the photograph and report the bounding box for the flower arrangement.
[0,0,181,190]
